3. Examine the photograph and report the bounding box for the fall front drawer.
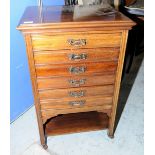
[32,32,121,51]
[38,85,114,100]
[34,48,119,64]
[40,96,113,110]
[37,74,115,90]
[35,61,117,77]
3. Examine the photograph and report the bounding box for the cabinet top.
[17,5,135,31]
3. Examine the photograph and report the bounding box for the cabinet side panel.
[24,34,46,146]
[108,30,129,137]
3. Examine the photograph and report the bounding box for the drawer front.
[35,61,117,77]
[37,74,115,90]
[39,85,114,100]
[40,96,113,110]
[34,48,119,65]
[32,33,121,51]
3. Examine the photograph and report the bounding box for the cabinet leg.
[108,115,115,139]
[42,144,48,150]
[41,131,48,149]
[40,125,48,149]
[108,131,114,139]
[41,136,48,149]
[39,132,48,149]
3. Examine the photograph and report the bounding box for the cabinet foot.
[107,131,114,139]
[42,144,48,150]
[108,134,114,139]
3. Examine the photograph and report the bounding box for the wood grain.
[35,61,117,77]
[31,33,121,51]
[17,6,135,32]
[39,85,114,100]
[24,34,46,147]
[37,74,115,90]
[41,105,112,124]
[34,48,119,65]
[17,5,135,148]
[108,30,129,137]
[45,112,109,136]
[40,96,113,110]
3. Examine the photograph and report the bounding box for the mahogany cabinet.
[17,5,135,149]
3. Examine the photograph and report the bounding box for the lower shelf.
[45,111,109,136]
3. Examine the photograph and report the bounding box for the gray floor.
[11,54,144,155]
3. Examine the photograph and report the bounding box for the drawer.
[31,33,121,51]
[37,74,115,90]
[40,96,113,110]
[39,85,114,100]
[35,61,117,77]
[34,48,119,65]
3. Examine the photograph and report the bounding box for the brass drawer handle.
[69,66,86,74]
[69,100,86,106]
[69,90,86,98]
[68,79,86,87]
[67,39,87,47]
[68,53,87,60]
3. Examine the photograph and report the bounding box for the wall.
[10,0,64,122]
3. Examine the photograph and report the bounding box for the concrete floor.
[11,54,144,155]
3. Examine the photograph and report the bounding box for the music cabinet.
[17,5,135,149]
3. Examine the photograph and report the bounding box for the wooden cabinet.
[17,5,135,149]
